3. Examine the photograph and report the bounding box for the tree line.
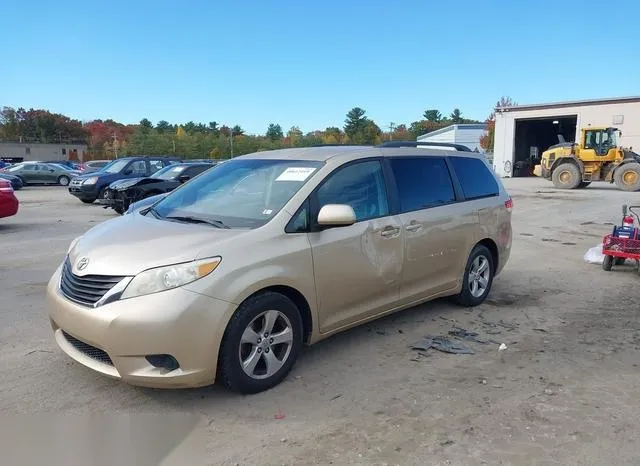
[0,103,506,160]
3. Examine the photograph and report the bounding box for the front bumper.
[68,179,99,199]
[46,265,237,388]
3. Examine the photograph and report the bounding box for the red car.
[0,179,19,218]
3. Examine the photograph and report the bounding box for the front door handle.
[380,226,401,238]
[406,222,422,232]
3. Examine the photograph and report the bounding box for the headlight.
[83,177,98,185]
[121,257,221,299]
[67,236,81,253]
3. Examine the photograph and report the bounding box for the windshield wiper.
[165,215,231,229]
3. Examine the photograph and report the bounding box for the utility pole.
[230,127,234,157]
[112,132,119,158]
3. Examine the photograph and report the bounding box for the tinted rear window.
[449,156,499,200]
[390,157,456,212]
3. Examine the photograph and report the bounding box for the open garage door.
[513,115,577,177]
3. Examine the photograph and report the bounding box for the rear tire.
[57,175,70,186]
[218,292,303,394]
[578,181,591,188]
[603,255,613,271]
[551,163,582,189]
[453,244,495,307]
[80,198,95,204]
[614,162,640,192]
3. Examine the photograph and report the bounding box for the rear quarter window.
[449,156,499,200]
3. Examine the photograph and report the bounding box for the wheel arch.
[476,238,499,273]
[230,285,314,345]
[550,156,584,175]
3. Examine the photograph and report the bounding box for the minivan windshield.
[149,158,323,229]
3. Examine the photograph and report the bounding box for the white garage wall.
[493,99,640,177]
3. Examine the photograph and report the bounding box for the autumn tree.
[479,96,517,153]
[266,123,283,141]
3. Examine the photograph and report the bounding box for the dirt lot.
[1,179,640,465]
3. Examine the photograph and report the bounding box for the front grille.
[60,259,124,306]
[62,331,113,366]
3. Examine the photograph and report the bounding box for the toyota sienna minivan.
[46,145,512,394]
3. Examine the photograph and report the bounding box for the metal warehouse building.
[493,96,640,177]
[417,124,486,152]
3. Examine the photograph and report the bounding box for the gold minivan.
[46,145,512,393]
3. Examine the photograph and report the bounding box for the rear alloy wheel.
[551,163,582,189]
[614,163,640,192]
[454,244,495,307]
[219,292,303,394]
[57,175,70,186]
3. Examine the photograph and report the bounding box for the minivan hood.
[68,213,245,276]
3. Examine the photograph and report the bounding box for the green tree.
[266,123,283,141]
[450,109,463,124]
[155,120,172,133]
[344,107,368,139]
[423,109,442,122]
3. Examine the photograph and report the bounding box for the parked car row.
[0,162,82,186]
[100,161,216,214]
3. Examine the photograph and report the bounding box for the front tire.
[218,291,303,394]
[614,162,640,192]
[552,163,582,189]
[57,175,70,186]
[454,244,495,307]
[80,198,95,204]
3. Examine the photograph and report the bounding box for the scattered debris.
[375,329,386,336]
[274,413,286,420]
[584,244,605,264]
[498,343,508,351]
[281,438,288,443]
[562,242,577,246]
[520,233,534,237]
[330,394,342,401]
[398,329,404,334]
[533,328,548,333]
[448,327,490,344]
[410,336,474,355]
[440,440,454,447]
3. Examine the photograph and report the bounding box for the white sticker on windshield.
[275,167,316,182]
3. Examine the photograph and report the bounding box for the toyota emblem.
[77,257,89,271]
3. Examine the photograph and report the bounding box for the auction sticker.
[275,167,316,182]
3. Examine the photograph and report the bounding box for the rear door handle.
[380,226,401,238]
[406,222,422,232]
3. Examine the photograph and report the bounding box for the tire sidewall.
[552,163,581,189]
[58,175,70,186]
[614,163,640,192]
[459,245,495,306]
[219,292,303,394]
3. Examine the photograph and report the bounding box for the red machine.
[602,204,640,272]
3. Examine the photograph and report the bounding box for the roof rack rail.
[376,141,472,152]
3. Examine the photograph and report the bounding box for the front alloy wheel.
[219,291,303,394]
[239,310,294,380]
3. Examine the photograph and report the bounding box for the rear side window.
[390,157,456,212]
[449,156,499,200]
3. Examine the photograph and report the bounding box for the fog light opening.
[145,354,180,372]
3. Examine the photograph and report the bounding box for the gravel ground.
[1,179,640,465]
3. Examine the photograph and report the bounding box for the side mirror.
[178,175,190,183]
[317,204,356,227]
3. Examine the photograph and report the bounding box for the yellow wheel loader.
[533,127,640,191]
